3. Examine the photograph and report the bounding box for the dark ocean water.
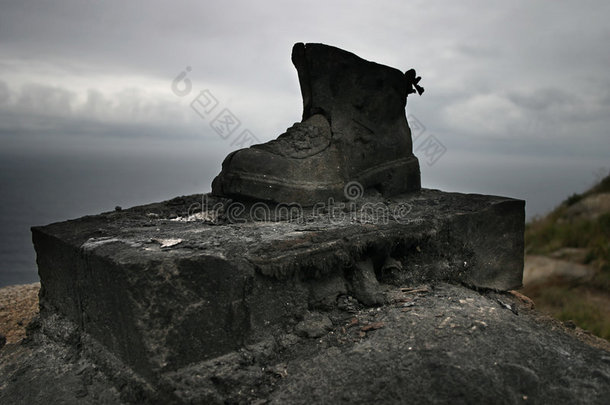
[0,151,216,287]
[0,144,603,288]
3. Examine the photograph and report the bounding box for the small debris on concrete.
[360,322,385,332]
[438,317,451,329]
[496,299,518,315]
[170,211,218,223]
[152,238,183,248]
[277,333,299,349]
[337,295,360,313]
[266,363,288,378]
[294,313,333,338]
[400,287,430,294]
[471,320,488,331]
[508,290,535,310]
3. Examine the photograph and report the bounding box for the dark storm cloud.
[0,0,308,84]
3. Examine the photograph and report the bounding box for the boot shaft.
[292,42,413,158]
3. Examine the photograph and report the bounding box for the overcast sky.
[1,0,609,218]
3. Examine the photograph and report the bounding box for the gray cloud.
[507,88,570,111]
[16,83,76,116]
[0,0,609,218]
[0,81,9,105]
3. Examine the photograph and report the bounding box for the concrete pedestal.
[32,189,524,378]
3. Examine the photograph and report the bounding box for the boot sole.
[218,155,421,205]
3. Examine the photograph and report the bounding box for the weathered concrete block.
[32,189,524,379]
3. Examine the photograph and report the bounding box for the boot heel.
[357,156,421,197]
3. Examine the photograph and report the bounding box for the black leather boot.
[212,42,421,205]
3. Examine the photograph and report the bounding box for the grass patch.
[589,172,610,195]
[523,173,610,341]
[525,212,610,269]
[523,283,610,340]
[565,193,583,207]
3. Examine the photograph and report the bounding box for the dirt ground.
[521,254,610,341]
[0,283,40,345]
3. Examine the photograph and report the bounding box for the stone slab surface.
[31,189,524,379]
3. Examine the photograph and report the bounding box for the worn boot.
[212,42,421,205]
